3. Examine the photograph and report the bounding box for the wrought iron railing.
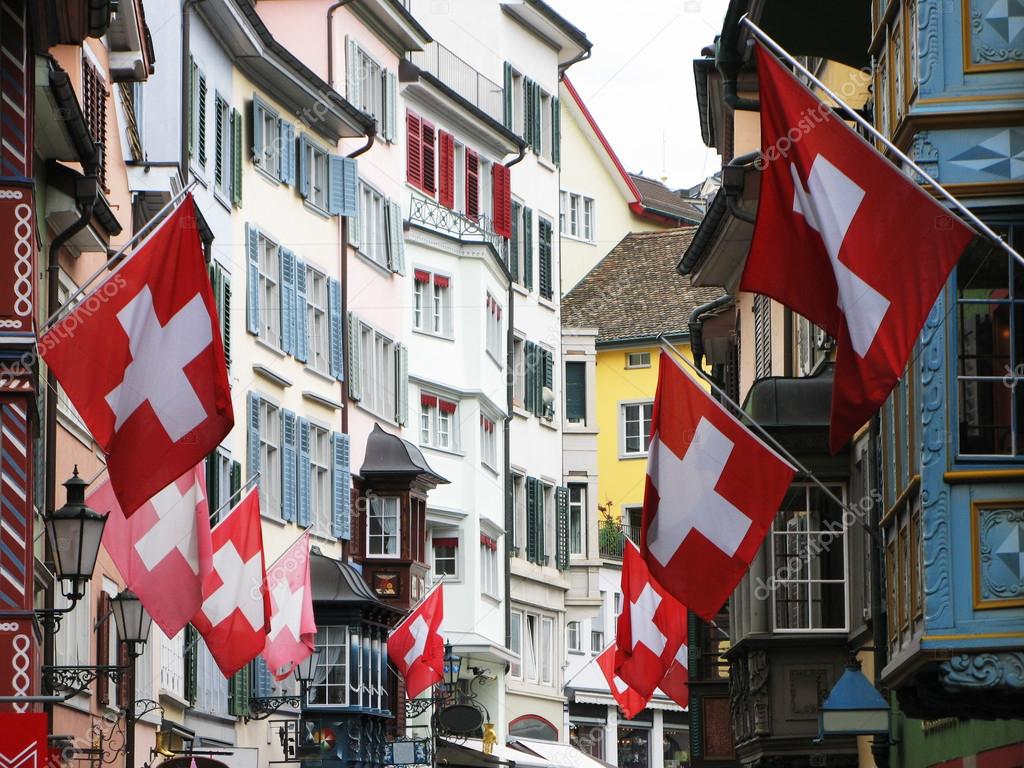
[409,195,505,253]
[409,41,505,123]
[598,524,642,559]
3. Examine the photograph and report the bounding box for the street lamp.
[44,467,107,605]
[111,589,152,768]
[246,648,324,721]
[818,659,891,739]
[295,646,325,688]
[442,642,461,694]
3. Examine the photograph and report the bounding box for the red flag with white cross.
[263,532,317,681]
[387,584,444,699]
[39,195,233,517]
[193,488,269,677]
[596,645,649,720]
[640,352,795,620]
[742,43,986,452]
[614,541,687,699]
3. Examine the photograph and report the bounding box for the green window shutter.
[347,312,362,401]
[184,624,198,706]
[228,663,251,718]
[205,452,219,520]
[526,476,538,563]
[555,486,569,570]
[523,207,534,290]
[533,83,542,152]
[197,70,208,166]
[231,108,243,205]
[539,218,553,299]
[523,78,532,146]
[188,57,196,157]
[552,96,561,167]
[231,460,241,497]
[214,95,225,186]
[510,201,520,279]
[543,348,554,420]
[209,261,230,371]
[565,361,585,422]
[503,62,513,130]
[524,341,536,415]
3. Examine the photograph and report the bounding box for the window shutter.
[406,111,423,188]
[491,163,511,238]
[438,132,455,209]
[246,223,260,334]
[396,343,409,426]
[297,135,311,198]
[251,97,263,165]
[421,119,436,195]
[294,260,309,364]
[539,219,553,299]
[503,62,513,129]
[231,460,241,498]
[346,37,359,105]
[206,452,220,520]
[524,341,536,415]
[188,57,196,156]
[348,181,362,247]
[221,269,232,371]
[565,361,585,422]
[228,661,250,717]
[281,409,297,523]
[96,592,110,704]
[184,624,198,706]
[466,148,479,221]
[532,83,542,152]
[332,432,351,540]
[555,486,569,570]
[347,312,362,401]
[214,95,225,185]
[523,78,533,147]
[329,155,358,217]
[384,70,397,141]
[510,201,520,278]
[387,200,405,274]
[542,348,553,419]
[552,96,561,167]
[231,108,243,205]
[523,207,534,290]
[328,277,344,381]
[197,70,208,166]
[280,247,297,355]
[253,657,274,698]
[247,392,261,482]
[526,476,538,563]
[280,120,296,185]
[297,418,311,527]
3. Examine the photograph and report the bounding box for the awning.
[571,690,685,712]
[510,738,612,768]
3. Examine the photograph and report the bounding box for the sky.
[548,0,730,192]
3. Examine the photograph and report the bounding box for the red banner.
[0,183,35,340]
[0,710,48,764]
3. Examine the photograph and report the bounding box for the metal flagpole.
[40,180,200,332]
[739,14,1024,269]
[264,525,314,569]
[658,336,880,543]
[209,471,261,523]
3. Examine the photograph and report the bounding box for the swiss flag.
[92,463,212,637]
[658,644,689,710]
[262,532,317,681]
[192,488,269,677]
[39,195,233,517]
[596,645,648,720]
[640,352,795,620]
[387,584,444,699]
[742,43,986,452]
[614,541,686,699]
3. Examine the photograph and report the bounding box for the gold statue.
[482,723,497,755]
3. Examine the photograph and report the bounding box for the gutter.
[716,1,760,112]
[688,294,733,368]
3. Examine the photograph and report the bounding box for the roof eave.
[500,0,591,66]
[352,0,432,53]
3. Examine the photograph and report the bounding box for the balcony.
[408,194,505,255]
[408,41,504,124]
[598,523,641,559]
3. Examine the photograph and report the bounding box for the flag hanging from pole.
[263,531,317,681]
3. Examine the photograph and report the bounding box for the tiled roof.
[629,173,705,223]
[562,229,727,344]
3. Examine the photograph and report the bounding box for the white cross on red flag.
[387,584,444,699]
[39,195,233,518]
[193,488,270,677]
[596,645,648,720]
[641,352,795,620]
[742,42,986,452]
[91,463,212,637]
[263,532,317,681]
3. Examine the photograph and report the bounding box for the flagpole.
[264,525,313,570]
[40,179,200,332]
[658,336,881,544]
[739,15,1024,269]
[209,472,261,523]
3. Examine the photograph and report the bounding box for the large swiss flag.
[742,43,986,452]
[596,645,648,720]
[388,584,444,699]
[640,352,795,620]
[39,195,233,517]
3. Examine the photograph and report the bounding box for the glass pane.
[958,249,1009,300]
[958,303,1011,377]
[810,582,847,629]
[774,581,808,629]
[773,533,806,579]
[959,378,1013,455]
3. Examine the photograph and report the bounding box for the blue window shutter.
[281,409,297,523]
[328,277,344,381]
[298,135,311,198]
[294,260,309,364]
[347,312,362,401]
[280,120,295,185]
[280,248,296,355]
[327,154,344,215]
[332,432,351,540]
[253,657,273,697]
[297,418,311,527]
[247,392,261,482]
[386,200,405,274]
[246,224,260,335]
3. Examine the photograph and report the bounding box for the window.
[480,535,499,597]
[525,342,555,420]
[540,92,552,158]
[583,198,593,240]
[159,626,185,699]
[524,613,539,682]
[513,337,527,407]
[618,726,650,768]
[257,231,281,347]
[567,621,580,652]
[413,270,453,337]
[308,625,348,706]
[614,592,623,616]
[569,484,585,555]
[956,227,1024,456]
[306,267,329,374]
[510,202,533,287]
[357,181,388,268]
[771,484,848,631]
[357,321,397,420]
[509,611,522,678]
[310,424,332,536]
[525,477,548,565]
[626,352,651,369]
[406,111,437,196]
[486,293,503,362]
[511,472,525,553]
[55,582,90,667]
[254,97,281,178]
[187,57,206,171]
[259,399,281,516]
[481,415,498,470]
[82,56,108,188]
[565,361,586,424]
[540,616,554,684]
[559,192,596,241]
[367,496,400,556]
[753,294,772,379]
[432,536,458,581]
[419,394,458,451]
[511,716,558,742]
[621,402,654,456]
[347,40,396,140]
[301,138,330,210]
[572,724,605,761]
[590,629,604,654]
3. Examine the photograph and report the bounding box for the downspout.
[716,10,760,112]
[327,0,359,89]
[557,47,591,78]
[688,294,732,369]
[868,414,891,768]
[180,0,202,186]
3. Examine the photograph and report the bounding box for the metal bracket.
[42,665,126,695]
[245,695,303,722]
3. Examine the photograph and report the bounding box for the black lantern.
[443,642,460,691]
[295,646,324,687]
[111,589,151,658]
[45,467,107,604]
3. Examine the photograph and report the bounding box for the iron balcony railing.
[409,41,505,123]
[409,194,505,253]
[598,524,642,559]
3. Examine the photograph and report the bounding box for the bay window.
[481,415,498,470]
[480,534,499,597]
[367,496,400,557]
[413,269,452,336]
[308,625,348,706]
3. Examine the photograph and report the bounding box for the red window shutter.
[421,119,437,196]
[466,148,479,221]
[407,111,423,188]
[492,163,511,238]
[438,131,455,208]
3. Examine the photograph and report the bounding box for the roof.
[561,229,726,344]
[359,423,449,484]
[629,174,705,224]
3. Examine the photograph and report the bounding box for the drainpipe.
[327,0,359,89]
[716,7,760,112]
[868,414,891,768]
[503,280,514,659]
[557,47,591,79]
[180,0,202,186]
[688,294,732,369]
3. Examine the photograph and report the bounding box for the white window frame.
[486,293,503,364]
[431,535,459,582]
[419,394,459,452]
[509,610,523,678]
[620,400,654,457]
[512,472,525,554]
[307,266,330,375]
[626,351,652,369]
[512,335,526,408]
[158,625,185,699]
[259,398,281,517]
[413,270,453,338]
[214,94,231,201]
[350,42,386,129]
[358,181,388,268]
[257,231,281,348]
[590,629,604,654]
[480,415,498,471]
[524,612,540,683]
[254,98,281,178]
[358,321,396,420]
[567,620,581,653]
[310,423,332,537]
[583,197,594,241]
[569,484,585,556]
[367,495,400,557]
[480,537,499,598]
[540,615,554,685]
[303,138,330,211]
[307,625,349,707]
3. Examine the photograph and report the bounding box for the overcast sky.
[549,0,729,192]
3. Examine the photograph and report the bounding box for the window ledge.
[302,390,343,410]
[160,690,191,709]
[618,453,648,461]
[353,401,398,426]
[561,233,596,246]
[254,164,284,187]
[512,283,529,297]
[189,164,209,186]
[486,349,503,368]
[254,337,287,359]
[413,328,455,343]
[538,296,556,311]
[355,250,395,277]
[302,199,332,220]
[213,187,232,213]
[421,443,465,459]
[481,461,500,477]
[536,155,557,173]
[482,592,501,605]
[260,513,288,528]
[303,366,338,385]
[540,418,558,432]
[253,363,293,389]
[567,649,586,656]
[513,405,530,419]
[563,423,597,435]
